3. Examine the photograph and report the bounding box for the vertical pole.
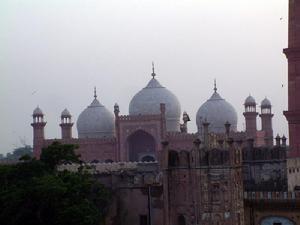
[147,186,152,225]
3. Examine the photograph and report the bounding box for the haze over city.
[1,0,288,154]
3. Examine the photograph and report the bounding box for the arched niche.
[141,155,156,162]
[105,159,114,163]
[179,151,190,167]
[168,150,179,167]
[127,130,156,162]
[177,214,186,225]
[260,216,295,225]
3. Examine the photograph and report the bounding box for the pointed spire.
[214,79,217,93]
[94,87,97,99]
[151,62,156,79]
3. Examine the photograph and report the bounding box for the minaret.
[243,95,258,140]
[260,98,274,147]
[31,106,46,158]
[114,103,120,161]
[60,108,73,139]
[283,0,300,156]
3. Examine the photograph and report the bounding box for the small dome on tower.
[129,64,181,131]
[77,88,115,139]
[261,98,271,108]
[196,81,238,134]
[244,95,256,106]
[61,108,71,117]
[33,106,43,116]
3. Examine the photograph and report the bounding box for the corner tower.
[243,95,258,140]
[284,0,300,156]
[31,106,46,158]
[60,108,73,139]
[260,98,274,147]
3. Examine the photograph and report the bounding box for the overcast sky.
[0,0,289,154]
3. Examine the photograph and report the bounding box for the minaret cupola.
[243,95,258,140]
[60,108,73,139]
[260,97,274,147]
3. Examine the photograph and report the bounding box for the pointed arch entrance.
[260,217,295,225]
[127,130,156,162]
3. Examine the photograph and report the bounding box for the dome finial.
[94,87,97,99]
[214,79,217,93]
[151,62,156,79]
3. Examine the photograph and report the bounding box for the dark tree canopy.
[4,145,33,161]
[0,142,111,225]
[40,141,81,170]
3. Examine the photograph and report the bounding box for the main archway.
[261,216,295,225]
[127,130,156,162]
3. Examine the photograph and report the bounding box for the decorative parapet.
[118,114,161,121]
[44,137,117,145]
[58,161,159,174]
[231,131,247,140]
[166,132,197,140]
[212,131,246,142]
[244,191,300,201]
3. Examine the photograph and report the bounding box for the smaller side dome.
[33,106,43,116]
[261,98,271,108]
[61,108,71,117]
[244,95,256,106]
[77,88,115,139]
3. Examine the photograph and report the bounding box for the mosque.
[30,0,300,224]
[31,67,287,225]
[31,67,275,163]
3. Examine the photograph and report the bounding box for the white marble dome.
[129,74,181,132]
[196,89,238,134]
[77,95,115,139]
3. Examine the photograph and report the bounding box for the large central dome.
[196,84,238,134]
[129,68,181,131]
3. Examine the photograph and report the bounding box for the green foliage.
[0,142,111,225]
[5,145,33,160]
[40,141,81,170]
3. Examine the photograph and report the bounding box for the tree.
[5,145,33,160]
[0,142,111,225]
[40,141,80,170]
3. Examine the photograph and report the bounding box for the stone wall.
[243,146,287,192]
[244,191,300,225]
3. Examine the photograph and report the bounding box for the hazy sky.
[0,0,289,154]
